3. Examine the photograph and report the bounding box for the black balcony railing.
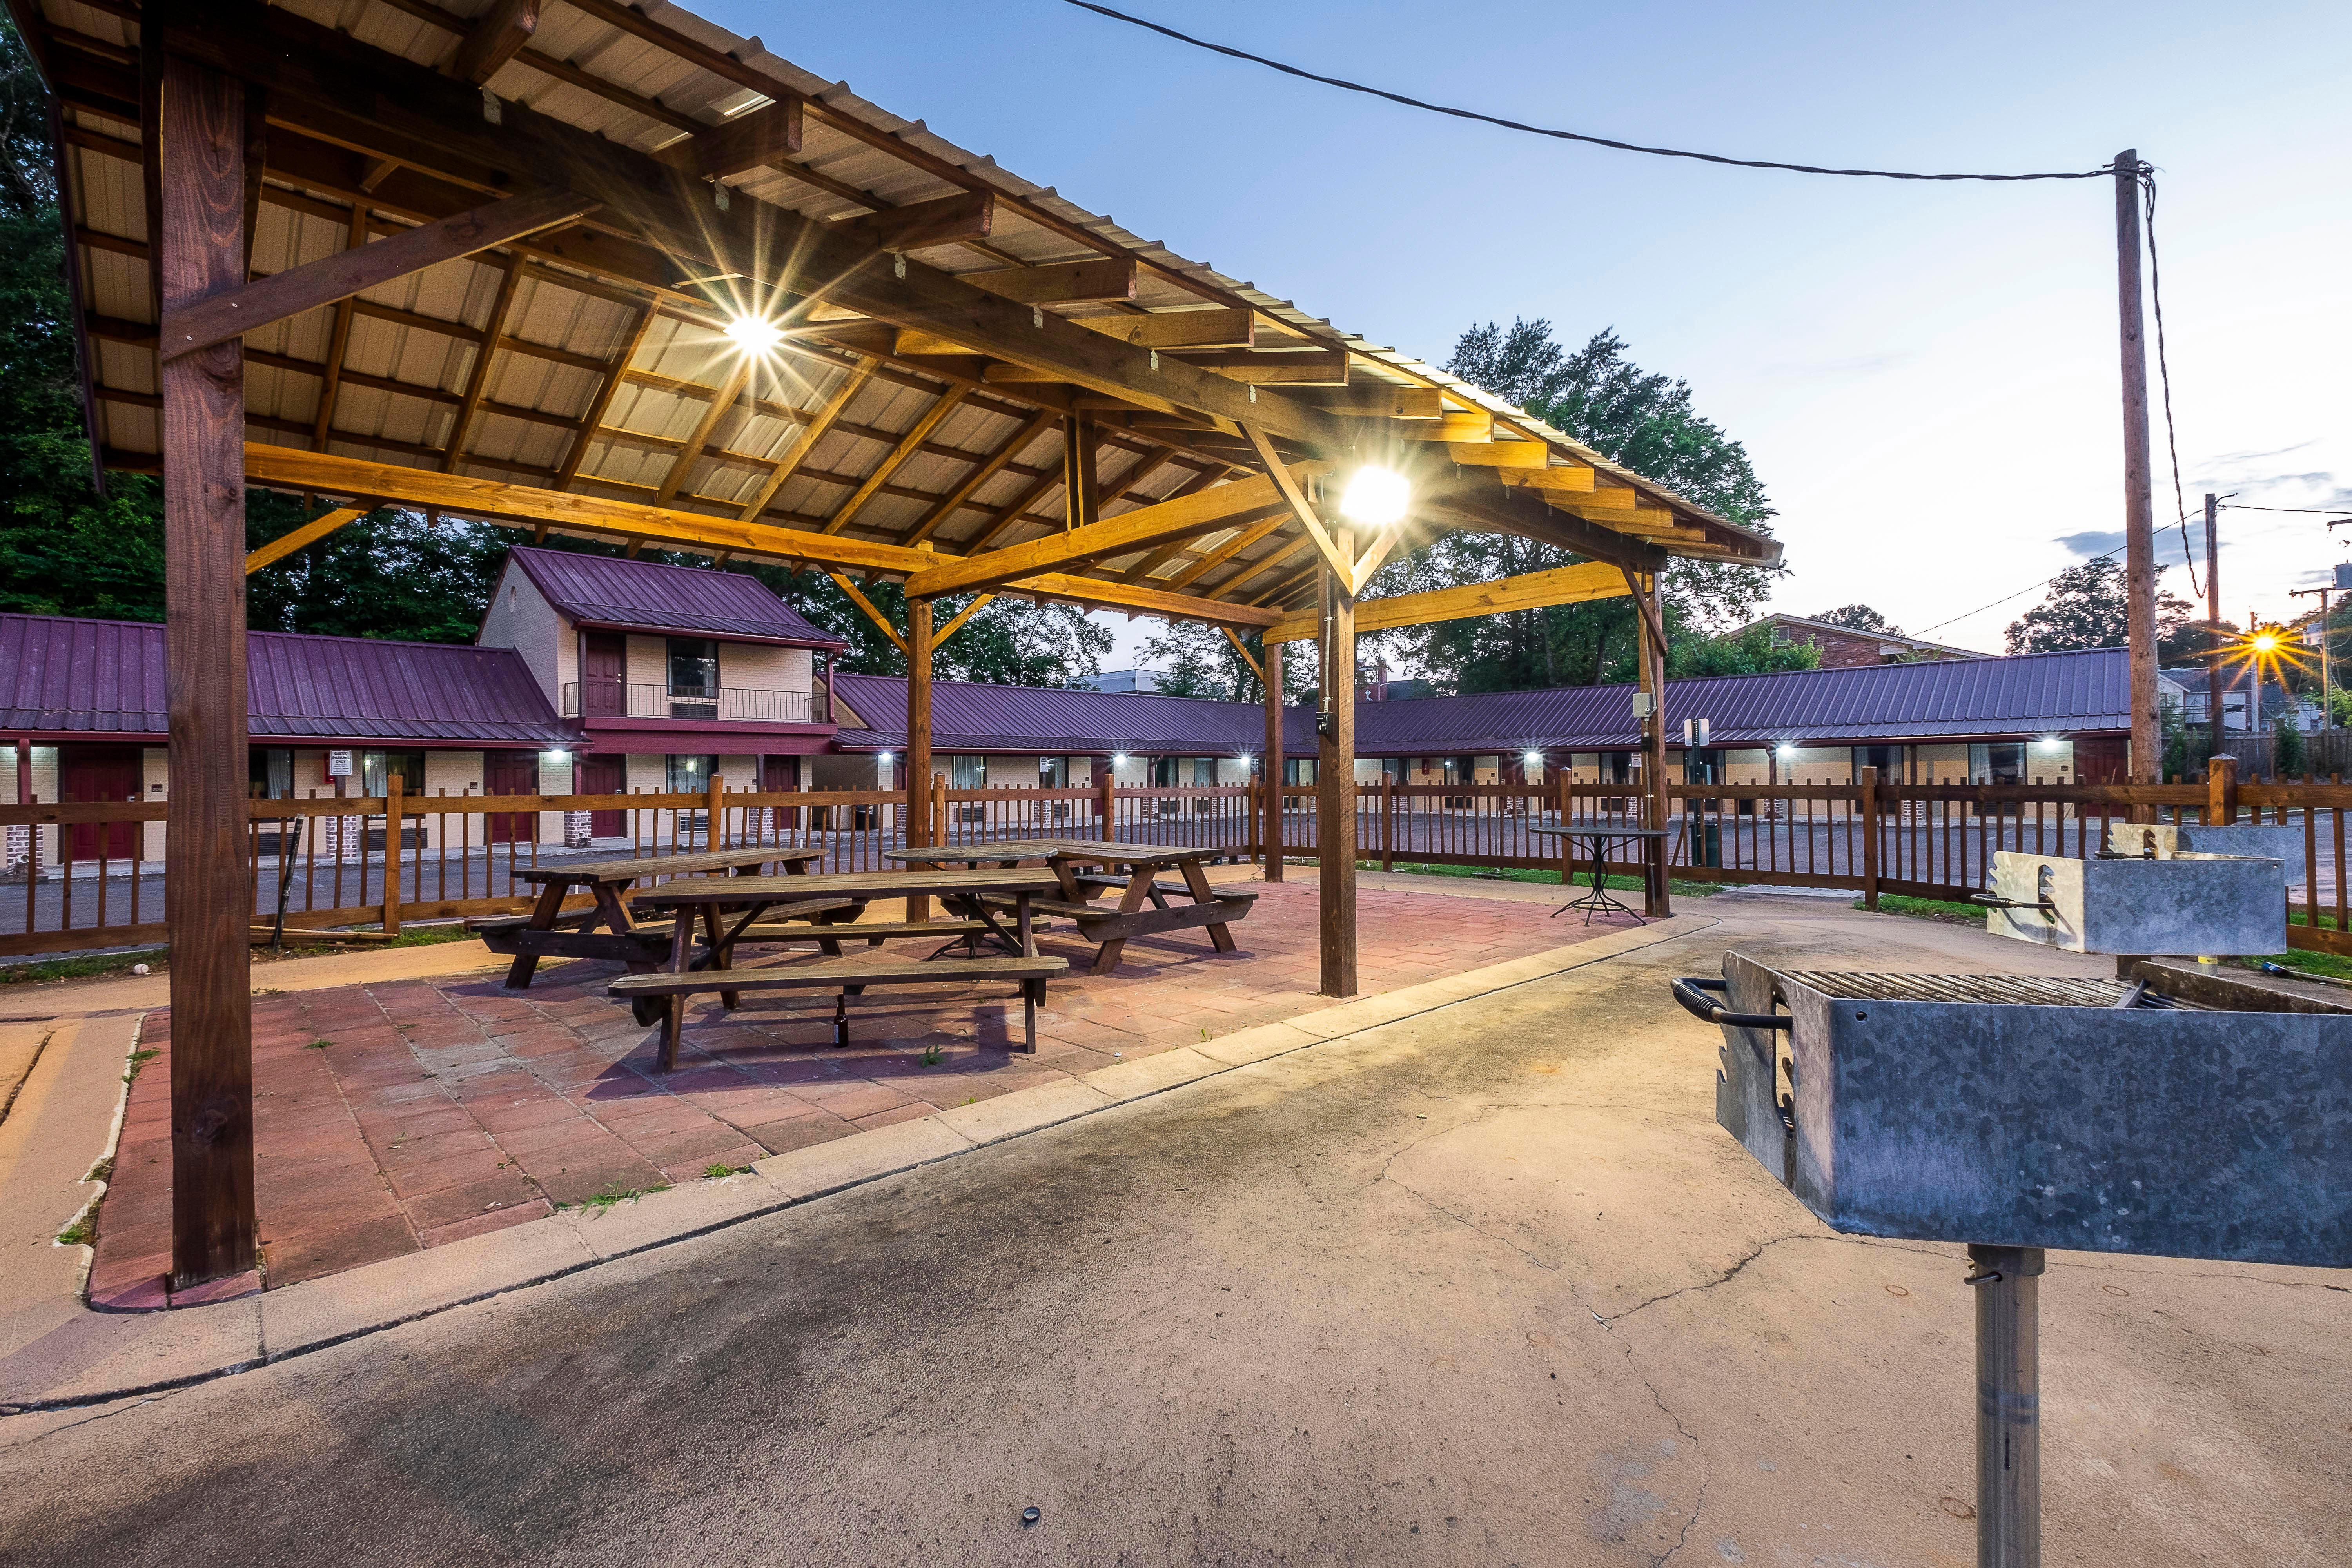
[561,681,821,723]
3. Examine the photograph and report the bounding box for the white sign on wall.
[326,749,354,778]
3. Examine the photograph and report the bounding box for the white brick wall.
[476,560,572,709]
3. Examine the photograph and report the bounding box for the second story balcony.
[561,681,831,725]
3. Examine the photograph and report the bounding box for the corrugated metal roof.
[31,0,1779,619]
[829,649,2138,755]
[0,615,577,746]
[503,546,844,646]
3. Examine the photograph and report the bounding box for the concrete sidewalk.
[0,907,1699,1413]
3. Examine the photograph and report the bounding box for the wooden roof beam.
[1260,561,1628,645]
[961,258,1137,305]
[902,409,1055,546]
[823,386,969,535]
[247,445,1279,626]
[734,357,875,520]
[826,572,907,655]
[656,98,803,181]
[160,4,1354,451]
[902,465,1321,600]
[449,0,539,87]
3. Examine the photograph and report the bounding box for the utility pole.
[2114,150,2160,793]
[2290,585,2332,735]
[2205,493,2223,762]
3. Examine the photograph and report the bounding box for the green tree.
[2274,711,2307,778]
[1809,604,1901,633]
[1133,622,1310,703]
[1670,622,1822,679]
[2005,558,2193,654]
[1386,320,1780,695]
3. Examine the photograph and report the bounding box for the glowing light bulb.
[724,314,784,356]
[1338,466,1410,527]
[2251,632,2279,653]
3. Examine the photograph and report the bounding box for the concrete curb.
[0,913,1715,1416]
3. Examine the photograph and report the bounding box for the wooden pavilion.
[9,0,1780,1285]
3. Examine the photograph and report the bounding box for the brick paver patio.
[89,878,1627,1305]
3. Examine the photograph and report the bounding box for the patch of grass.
[1856,893,1985,926]
[0,949,161,985]
[56,1216,94,1247]
[919,1043,944,1066]
[83,1154,113,1184]
[123,1047,159,1084]
[2235,948,2352,985]
[564,1184,669,1212]
[306,1038,334,1050]
[1370,860,1719,897]
[702,1163,752,1180]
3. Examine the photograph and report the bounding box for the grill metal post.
[1968,1243,2044,1567]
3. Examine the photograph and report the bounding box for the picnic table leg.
[701,904,739,1010]
[1180,858,1239,955]
[1019,977,1041,1054]
[1089,871,1158,976]
[657,913,694,1070]
[1017,890,1035,957]
[504,881,568,989]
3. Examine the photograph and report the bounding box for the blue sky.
[698,0,2352,661]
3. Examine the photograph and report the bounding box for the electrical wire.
[1911,548,2127,637]
[2140,169,2199,598]
[2224,505,2352,515]
[1059,2,2116,182]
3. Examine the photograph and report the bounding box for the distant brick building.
[1732,613,1989,669]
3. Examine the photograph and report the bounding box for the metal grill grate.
[1779,971,2208,1009]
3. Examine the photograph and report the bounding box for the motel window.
[1968,743,2025,786]
[249,748,294,800]
[1151,757,1179,787]
[1853,744,1903,780]
[360,750,424,797]
[951,755,987,790]
[1283,757,1318,786]
[665,754,717,793]
[1038,756,1068,788]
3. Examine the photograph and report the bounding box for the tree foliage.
[2004,558,2192,655]
[1134,621,1312,704]
[1808,604,1901,634]
[1379,320,1780,695]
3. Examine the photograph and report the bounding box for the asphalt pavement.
[2,896,2342,1566]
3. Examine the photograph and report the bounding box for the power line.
[1059,2,2115,182]
[2224,504,2352,515]
[2140,170,2199,598]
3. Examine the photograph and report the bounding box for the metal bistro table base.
[1533,826,1667,925]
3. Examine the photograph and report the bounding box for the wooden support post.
[906,596,933,922]
[1634,572,1671,917]
[2116,150,2160,813]
[1098,764,1117,840]
[1063,412,1099,530]
[1381,775,1395,873]
[2207,752,2237,826]
[706,773,724,851]
[1318,528,1357,998]
[1859,765,1881,911]
[1263,639,1284,883]
[380,773,403,936]
[162,55,257,1289]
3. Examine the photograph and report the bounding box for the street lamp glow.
[724,314,784,356]
[877,751,895,764]
[2251,631,2279,654]
[1523,749,1543,766]
[1112,753,1129,766]
[1338,465,1410,527]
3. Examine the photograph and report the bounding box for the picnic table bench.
[885,839,1255,975]
[622,869,1065,1067]
[470,845,832,991]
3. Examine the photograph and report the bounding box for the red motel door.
[483,750,539,843]
[582,633,626,716]
[63,746,141,860]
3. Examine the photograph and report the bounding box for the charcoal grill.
[1673,951,2351,1566]
[2104,820,2307,887]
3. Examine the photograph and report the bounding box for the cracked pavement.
[2,895,2345,1566]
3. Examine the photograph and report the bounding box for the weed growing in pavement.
[56,1216,94,1246]
[564,1185,670,1212]
[307,1038,333,1049]
[703,1163,752,1180]
[123,1047,159,1083]
[920,1043,944,1066]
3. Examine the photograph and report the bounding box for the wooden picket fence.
[3,767,2344,961]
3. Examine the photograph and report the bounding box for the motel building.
[2,549,2174,875]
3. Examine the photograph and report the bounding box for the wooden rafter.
[902,409,1053,546]
[449,0,539,86]
[244,506,367,574]
[159,188,597,360]
[965,450,1066,553]
[439,252,522,471]
[739,357,875,520]
[934,593,995,646]
[1163,508,1291,592]
[655,98,802,181]
[557,302,654,486]
[827,572,906,655]
[307,202,368,459]
[1222,627,1267,686]
[1261,561,1628,645]
[902,466,1318,600]
[825,386,969,535]
[657,359,750,504]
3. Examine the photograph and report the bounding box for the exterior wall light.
[878,751,895,764]
[1338,465,1410,527]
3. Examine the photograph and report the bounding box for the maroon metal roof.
[831,648,2134,756]
[0,615,577,747]
[503,546,844,648]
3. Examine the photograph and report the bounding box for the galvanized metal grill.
[1775,970,2204,1008]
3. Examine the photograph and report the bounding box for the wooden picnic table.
[621,869,1069,1067]
[473,845,829,990]
[884,839,1256,975]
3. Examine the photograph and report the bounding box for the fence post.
[706,774,724,851]
[381,773,403,936]
[931,771,949,848]
[1381,777,1395,872]
[2207,752,2237,826]
[1099,768,1116,840]
[1860,765,1880,911]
